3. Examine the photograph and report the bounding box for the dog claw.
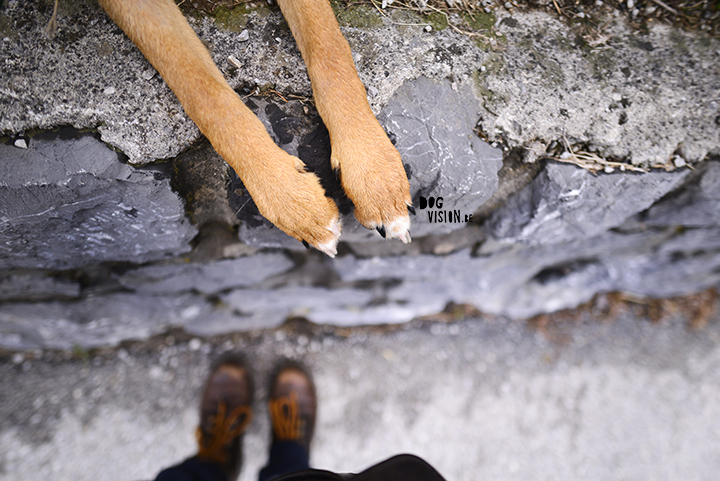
[302,240,310,250]
[408,205,416,216]
[376,226,386,238]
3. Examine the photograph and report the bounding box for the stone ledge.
[2,164,719,350]
[1,1,719,350]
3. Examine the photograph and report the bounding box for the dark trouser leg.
[155,457,228,481]
[258,441,310,481]
[352,454,447,481]
[253,454,446,481]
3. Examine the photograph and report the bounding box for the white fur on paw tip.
[385,216,411,244]
[316,239,338,257]
[316,218,341,257]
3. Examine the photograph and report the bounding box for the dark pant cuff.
[258,440,310,481]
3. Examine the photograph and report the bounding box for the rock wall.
[0,0,719,350]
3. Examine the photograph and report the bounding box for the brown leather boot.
[268,360,317,454]
[196,353,254,481]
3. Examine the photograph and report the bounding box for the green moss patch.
[214,5,250,32]
[463,11,495,31]
[425,12,448,30]
[332,1,383,28]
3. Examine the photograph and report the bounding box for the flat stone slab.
[0,131,196,270]
[116,254,294,295]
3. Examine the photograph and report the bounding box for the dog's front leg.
[98,0,341,255]
[278,0,413,243]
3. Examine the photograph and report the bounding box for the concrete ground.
[1,299,720,481]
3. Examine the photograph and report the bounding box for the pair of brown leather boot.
[195,355,316,481]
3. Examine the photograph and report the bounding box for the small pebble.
[103,86,116,95]
[188,338,202,351]
[604,166,615,173]
[627,0,634,9]
[424,25,432,32]
[673,156,687,168]
[14,138,27,149]
[238,29,249,42]
[504,2,512,9]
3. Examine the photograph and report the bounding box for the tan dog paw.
[240,150,341,256]
[332,122,413,243]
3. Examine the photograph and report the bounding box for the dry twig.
[551,137,648,174]
[649,0,680,16]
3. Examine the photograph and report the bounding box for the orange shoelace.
[196,402,253,463]
[269,391,302,441]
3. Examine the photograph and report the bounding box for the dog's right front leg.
[277,0,412,243]
[98,0,341,255]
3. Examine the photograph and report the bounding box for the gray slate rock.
[0,272,81,302]
[116,254,294,295]
[378,77,503,238]
[0,292,208,350]
[0,132,196,270]
[644,161,720,227]
[220,286,375,328]
[485,162,690,246]
[332,229,673,319]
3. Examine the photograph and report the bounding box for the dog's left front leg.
[278,0,413,242]
[98,0,341,255]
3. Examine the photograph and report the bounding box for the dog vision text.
[427,210,472,223]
